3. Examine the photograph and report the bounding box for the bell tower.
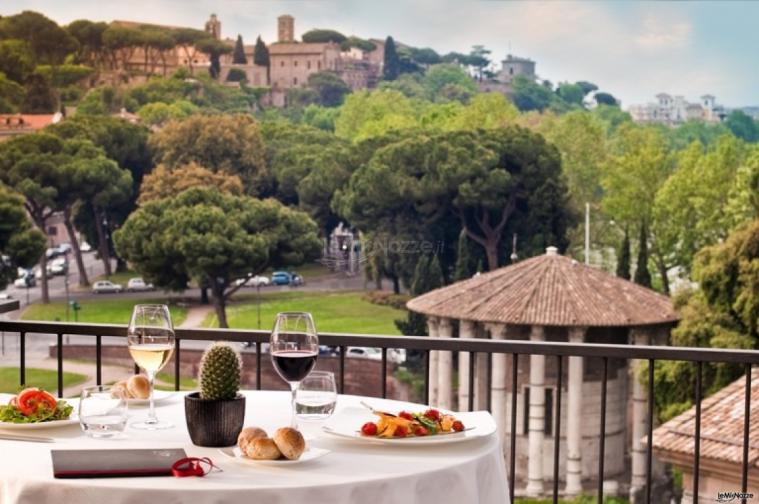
[205,14,221,40]
[278,15,294,43]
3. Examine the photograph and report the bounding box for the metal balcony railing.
[0,319,757,504]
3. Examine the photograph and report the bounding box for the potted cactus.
[184,342,246,447]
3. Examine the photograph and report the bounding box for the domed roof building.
[407,247,677,498]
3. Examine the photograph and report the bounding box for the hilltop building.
[628,94,726,125]
[479,54,537,95]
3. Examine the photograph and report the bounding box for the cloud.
[634,15,692,49]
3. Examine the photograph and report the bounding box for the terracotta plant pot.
[184,392,245,447]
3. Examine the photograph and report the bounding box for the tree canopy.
[115,187,321,327]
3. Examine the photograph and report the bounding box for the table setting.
[0,306,509,504]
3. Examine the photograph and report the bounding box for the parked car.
[234,275,270,288]
[126,278,154,292]
[13,272,35,288]
[271,271,292,286]
[57,243,72,254]
[47,258,68,276]
[80,241,93,252]
[290,272,304,286]
[0,291,12,300]
[92,280,123,294]
[45,247,62,260]
[346,347,382,360]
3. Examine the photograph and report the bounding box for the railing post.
[458,320,476,410]
[526,325,546,497]
[19,331,25,387]
[174,338,181,392]
[565,326,586,496]
[57,333,63,398]
[426,317,440,406]
[96,335,102,386]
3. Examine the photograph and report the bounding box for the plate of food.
[111,375,175,405]
[322,402,496,445]
[219,426,330,466]
[0,389,77,430]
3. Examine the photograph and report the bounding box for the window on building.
[522,386,554,436]
[47,226,57,236]
[509,67,514,75]
[281,61,285,67]
[293,77,298,85]
[294,60,298,67]
[307,61,311,70]
[317,61,321,70]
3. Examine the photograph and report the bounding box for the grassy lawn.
[203,291,405,334]
[0,367,88,394]
[21,297,188,326]
[156,371,197,391]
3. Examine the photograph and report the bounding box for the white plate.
[0,396,78,430]
[124,390,175,406]
[0,417,78,430]
[219,446,331,466]
[322,406,496,446]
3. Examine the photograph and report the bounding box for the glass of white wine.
[127,304,176,430]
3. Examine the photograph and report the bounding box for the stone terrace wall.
[50,344,411,400]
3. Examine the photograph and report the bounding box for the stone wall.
[50,344,410,400]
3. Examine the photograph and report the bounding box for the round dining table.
[0,391,509,504]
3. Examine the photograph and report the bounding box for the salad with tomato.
[360,408,465,438]
[0,388,73,423]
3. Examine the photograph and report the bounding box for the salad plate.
[0,391,78,430]
[322,406,496,446]
[218,446,331,466]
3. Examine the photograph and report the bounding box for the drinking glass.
[270,312,319,428]
[295,371,337,422]
[79,385,128,438]
[127,304,176,430]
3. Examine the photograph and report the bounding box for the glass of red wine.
[270,312,319,428]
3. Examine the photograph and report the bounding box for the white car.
[57,243,72,254]
[126,277,154,292]
[346,347,382,360]
[80,241,93,252]
[234,275,270,288]
[0,292,12,300]
[47,258,68,276]
[13,272,35,288]
[92,280,123,294]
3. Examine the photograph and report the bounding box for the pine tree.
[616,227,631,280]
[454,230,474,281]
[634,221,652,288]
[383,36,399,81]
[233,35,247,64]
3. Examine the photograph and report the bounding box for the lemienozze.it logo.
[716,491,754,503]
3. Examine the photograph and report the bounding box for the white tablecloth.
[0,391,509,504]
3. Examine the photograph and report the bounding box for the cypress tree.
[253,36,269,67]
[634,221,652,288]
[395,254,443,337]
[383,36,399,81]
[232,35,247,64]
[454,230,474,281]
[616,227,631,280]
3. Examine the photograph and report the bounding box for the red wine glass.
[270,312,318,427]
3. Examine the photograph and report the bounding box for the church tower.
[278,15,294,43]
[205,14,221,40]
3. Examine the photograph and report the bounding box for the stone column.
[474,323,489,411]
[565,326,587,496]
[526,325,546,497]
[488,323,509,450]
[427,317,440,406]
[458,320,476,411]
[437,318,454,410]
[630,328,650,501]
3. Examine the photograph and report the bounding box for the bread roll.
[272,427,305,460]
[244,437,282,460]
[111,381,130,399]
[238,427,267,454]
[127,374,150,399]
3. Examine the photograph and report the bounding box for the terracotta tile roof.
[406,249,677,327]
[651,369,759,468]
[0,114,59,131]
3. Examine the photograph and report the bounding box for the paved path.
[178,305,213,329]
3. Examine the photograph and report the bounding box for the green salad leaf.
[0,400,73,424]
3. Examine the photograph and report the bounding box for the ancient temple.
[407,246,678,498]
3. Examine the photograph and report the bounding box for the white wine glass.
[127,304,176,430]
[270,312,318,428]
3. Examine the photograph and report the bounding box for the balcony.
[0,318,756,503]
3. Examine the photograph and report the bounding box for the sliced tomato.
[16,388,57,416]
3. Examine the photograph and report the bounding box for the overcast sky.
[4,0,757,108]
